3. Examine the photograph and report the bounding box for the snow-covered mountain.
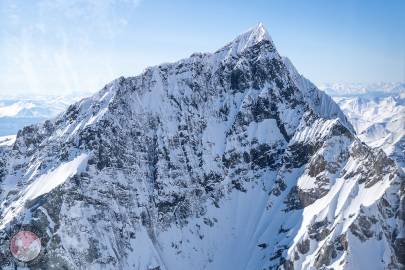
[0,24,403,270]
[0,95,86,136]
[322,84,405,169]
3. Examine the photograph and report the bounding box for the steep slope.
[0,24,403,270]
[282,57,354,134]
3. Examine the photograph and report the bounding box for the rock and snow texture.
[322,84,405,169]
[0,24,404,270]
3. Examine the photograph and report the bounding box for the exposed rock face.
[0,24,403,270]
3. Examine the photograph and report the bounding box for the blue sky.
[0,0,404,95]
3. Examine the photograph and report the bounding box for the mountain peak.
[219,23,274,55]
[234,22,272,49]
[245,22,271,42]
[254,22,270,38]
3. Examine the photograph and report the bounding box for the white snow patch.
[246,119,284,144]
[0,154,89,229]
[84,107,108,128]
[0,135,16,147]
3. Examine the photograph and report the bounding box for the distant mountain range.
[0,95,85,136]
[319,82,405,97]
[320,83,405,169]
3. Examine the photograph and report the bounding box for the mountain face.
[0,24,404,270]
[330,91,405,170]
